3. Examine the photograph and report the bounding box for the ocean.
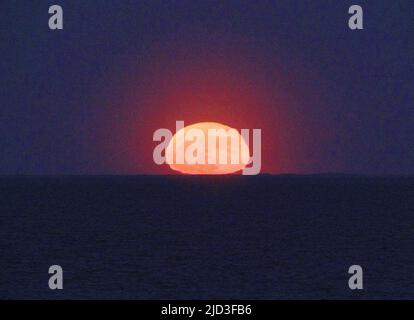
[1,175,413,299]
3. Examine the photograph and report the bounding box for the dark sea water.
[0,175,413,299]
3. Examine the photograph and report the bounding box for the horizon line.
[1,173,413,177]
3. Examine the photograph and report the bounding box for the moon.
[166,122,250,175]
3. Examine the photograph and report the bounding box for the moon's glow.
[166,122,250,175]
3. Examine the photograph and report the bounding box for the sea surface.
[0,175,413,299]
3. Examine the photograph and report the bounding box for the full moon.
[166,122,250,175]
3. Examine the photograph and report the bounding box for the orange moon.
[166,122,250,175]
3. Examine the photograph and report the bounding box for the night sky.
[1,0,413,174]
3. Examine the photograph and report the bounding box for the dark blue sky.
[1,0,413,174]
